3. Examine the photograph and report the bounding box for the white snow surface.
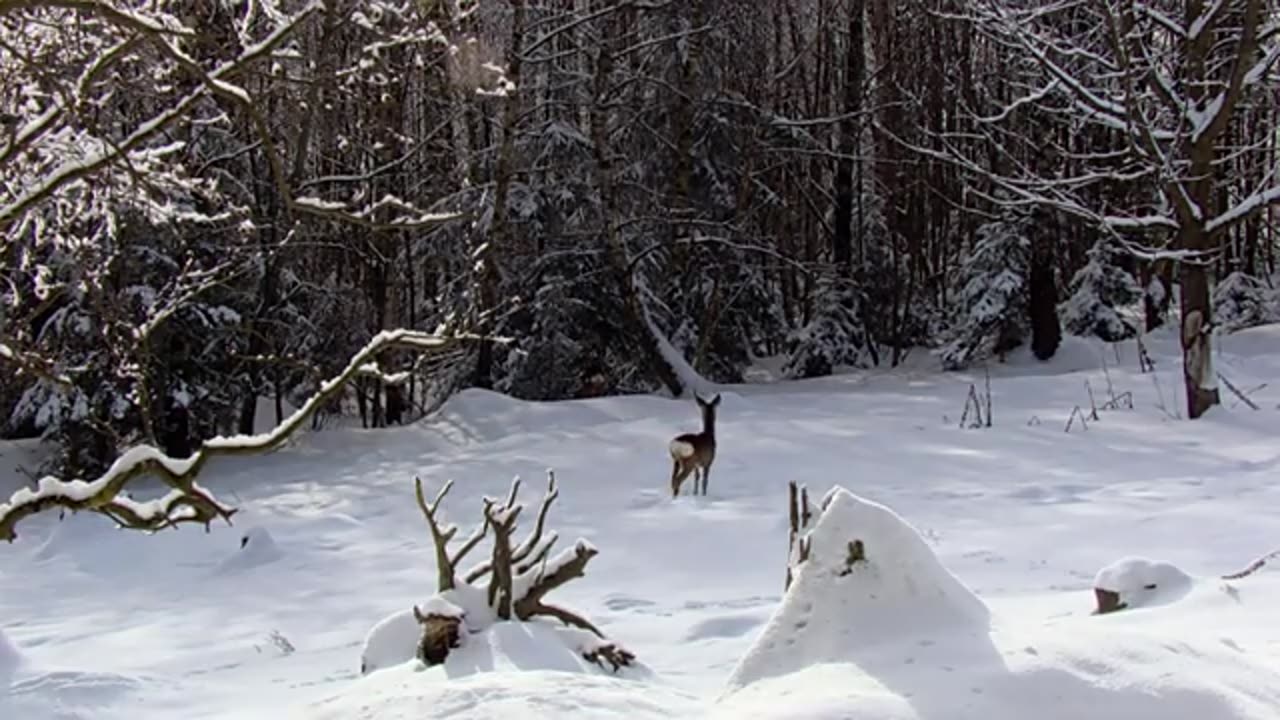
[6,325,1280,717]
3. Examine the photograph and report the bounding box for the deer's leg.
[671,460,692,498]
[700,460,713,496]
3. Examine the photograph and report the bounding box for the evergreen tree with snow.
[783,275,870,379]
[1061,238,1142,341]
[1213,271,1278,332]
[938,212,1031,370]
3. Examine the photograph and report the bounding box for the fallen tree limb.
[1222,548,1280,580]
[0,329,493,542]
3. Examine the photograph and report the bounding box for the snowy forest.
[6,3,1280,719]
[2,0,1279,492]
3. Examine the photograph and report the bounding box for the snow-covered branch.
[0,2,319,229]
[0,329,491,542]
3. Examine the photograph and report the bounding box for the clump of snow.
[360,607,421,676]
[1094,556,1194,612]
[215,526,283,574]
[416,595,465,619]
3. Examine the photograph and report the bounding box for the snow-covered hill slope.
[4,325,1280,718]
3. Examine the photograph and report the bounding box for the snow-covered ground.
[5,325,1280,719]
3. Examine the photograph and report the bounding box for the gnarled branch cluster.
[413,469,632,671]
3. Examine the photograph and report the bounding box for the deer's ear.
[711,393,721,406]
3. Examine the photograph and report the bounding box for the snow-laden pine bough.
[362,470,634,675]
[0,329,490,542]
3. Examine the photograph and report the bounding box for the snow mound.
[720,488,1280,720]
[333,618,666,719]
[431,389,617,444]
[214,526,282,573]
[360,607,421,675]
[1094,556,1194,612]
[727,488,989,688]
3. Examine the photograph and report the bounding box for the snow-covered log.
[0,329,488,542]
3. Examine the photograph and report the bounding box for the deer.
[669,393,720,497]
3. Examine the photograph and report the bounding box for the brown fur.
[669,393,719,497]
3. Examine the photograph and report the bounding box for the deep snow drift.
[5,325,1280,718]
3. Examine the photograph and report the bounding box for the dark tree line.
[2,0,1277,479]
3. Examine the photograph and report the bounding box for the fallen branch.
[1217,372,1260,410]
[514,540,599,620]
[582,641,635,671]
[1222,548,1280,580]
[0,329,493,542]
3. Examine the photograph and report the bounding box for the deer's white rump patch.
[669,440,695,459]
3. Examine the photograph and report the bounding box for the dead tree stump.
[413,607,463,666]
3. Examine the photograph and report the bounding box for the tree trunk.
[473,0,526,390]
[832,0,864,273]
[589,42,684,396]
[1179,259,1220,419]
[1029,218,1061,361]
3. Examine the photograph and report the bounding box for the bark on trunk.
[589,43,684,396]
[1180,262,1220,419]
